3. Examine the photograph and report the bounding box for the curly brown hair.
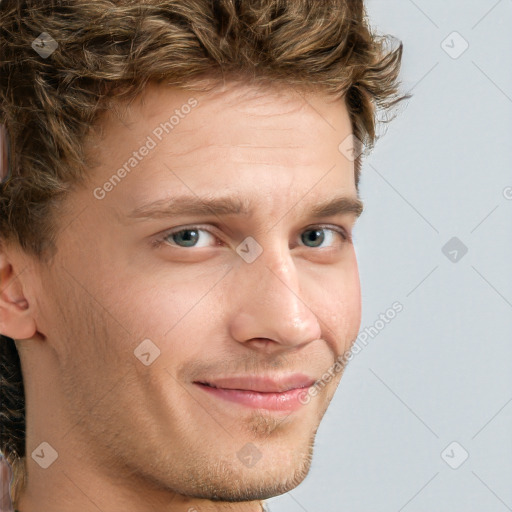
[0,0,409,504]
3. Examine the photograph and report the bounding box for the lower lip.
[194,383,311,412]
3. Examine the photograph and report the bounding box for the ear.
[0,252,37,340]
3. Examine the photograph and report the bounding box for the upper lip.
[194,374,317,393]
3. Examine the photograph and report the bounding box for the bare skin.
[0,79,363,512]
[1,456,13,511]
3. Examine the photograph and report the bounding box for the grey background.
[267,1,512,511]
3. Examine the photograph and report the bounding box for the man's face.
[27,81,362,505]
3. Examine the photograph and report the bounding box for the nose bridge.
[229,239,322,348]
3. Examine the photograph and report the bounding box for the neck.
[14,500,267,512]
[15,505,267,512]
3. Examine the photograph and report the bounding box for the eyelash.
[152,224,352,249]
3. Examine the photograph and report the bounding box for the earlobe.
[0,253,37,340]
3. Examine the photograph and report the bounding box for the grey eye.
[301,228,326,248]
[164,228,216,248]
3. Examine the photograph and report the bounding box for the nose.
[228,247,323,353]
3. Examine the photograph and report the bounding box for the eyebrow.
[128,194,364,220]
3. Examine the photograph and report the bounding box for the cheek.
[102,272,224,353]
[323,255,362,351]
[345,256,362,333]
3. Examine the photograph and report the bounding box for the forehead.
[95,78,350,147]
[84,79,357,212]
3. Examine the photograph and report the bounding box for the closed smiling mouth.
[193,374,317,412]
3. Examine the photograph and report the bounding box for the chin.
[199,439,315,502]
